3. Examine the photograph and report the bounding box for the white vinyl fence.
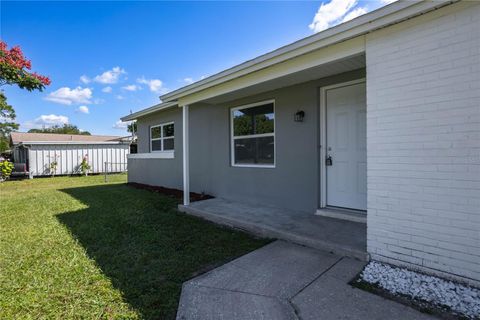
[25,143,129,177]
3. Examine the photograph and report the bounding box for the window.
[231,100,275,167]
[150,122,174,152]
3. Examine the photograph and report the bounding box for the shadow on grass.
[58,184,269,320]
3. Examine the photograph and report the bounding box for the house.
[121,0,480,286]
[10,132,131,177]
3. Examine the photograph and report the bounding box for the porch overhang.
[121,1,457,118]
[189,52,366,105]
[178,38,365,106]
[161,0,456,106]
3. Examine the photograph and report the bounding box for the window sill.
[232,164,275,168]
[128,152,174,159]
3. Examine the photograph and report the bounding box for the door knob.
[326,155,333,166]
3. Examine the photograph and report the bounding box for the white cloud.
[80,75,90,84]
[113,120,131,130]
[102,86,112,93]
[116,95,124,100]
[76,105,89,114]
[137,77,166,94]
[36,114,69,125]
[122,84,141,91]
[308,0,396,33]
[24,114,69,129]
[309,0,357,33]
[341,6,367,23]
[183,76,208,85]
[45,87,93,105]
[94,66,126,84]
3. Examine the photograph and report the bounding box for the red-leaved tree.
[0,40,51,90]
[0,40,51,152]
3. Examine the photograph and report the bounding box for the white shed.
[10,132,131,177]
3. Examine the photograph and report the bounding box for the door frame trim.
[319,78,366,209]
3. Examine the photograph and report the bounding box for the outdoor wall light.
[294,110,305,122]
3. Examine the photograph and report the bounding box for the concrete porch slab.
[179,198,367,260]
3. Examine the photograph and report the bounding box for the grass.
[0,174,270,319]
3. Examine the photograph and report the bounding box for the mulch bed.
[128,182,214,203]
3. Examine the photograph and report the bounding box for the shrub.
[0,160,14,181]
[49,161,58,176]
[80,155,91,176]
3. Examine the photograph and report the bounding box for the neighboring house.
[122,1,480,285]
[10,132,131,177]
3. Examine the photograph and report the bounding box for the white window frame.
[150,121,175,154]
[230,99,275,168]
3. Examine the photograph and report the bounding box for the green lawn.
[0,174,269,319]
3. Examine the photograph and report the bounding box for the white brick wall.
[366,1,480,286]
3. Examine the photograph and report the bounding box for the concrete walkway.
[179,198,367,260]
[176,241,436,320]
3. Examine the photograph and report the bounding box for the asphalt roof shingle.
[10,132,128,145]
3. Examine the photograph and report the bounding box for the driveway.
[176,241,436,320]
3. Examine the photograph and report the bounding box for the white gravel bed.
[359,261,480,319]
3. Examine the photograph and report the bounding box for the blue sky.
[1,0,393,136]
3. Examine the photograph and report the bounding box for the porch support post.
[182,105,190,206]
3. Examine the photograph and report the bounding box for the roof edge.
[160,0,456,102]
[121,101,178,121]
[17,141,129,145]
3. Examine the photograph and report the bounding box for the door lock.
[326,155,333,166]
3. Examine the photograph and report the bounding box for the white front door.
[325,82,366,211]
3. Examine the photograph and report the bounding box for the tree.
[127,121,137,134]
[233,114,274,136]
[0,93,18,151]
[0,41,51,90]
[0,40,51,152]
[28,124,91,135]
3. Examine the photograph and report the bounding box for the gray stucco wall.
[130,69,365,212]
[136,107,182,154]
[190,70,365,213]
[128,107,183,189]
